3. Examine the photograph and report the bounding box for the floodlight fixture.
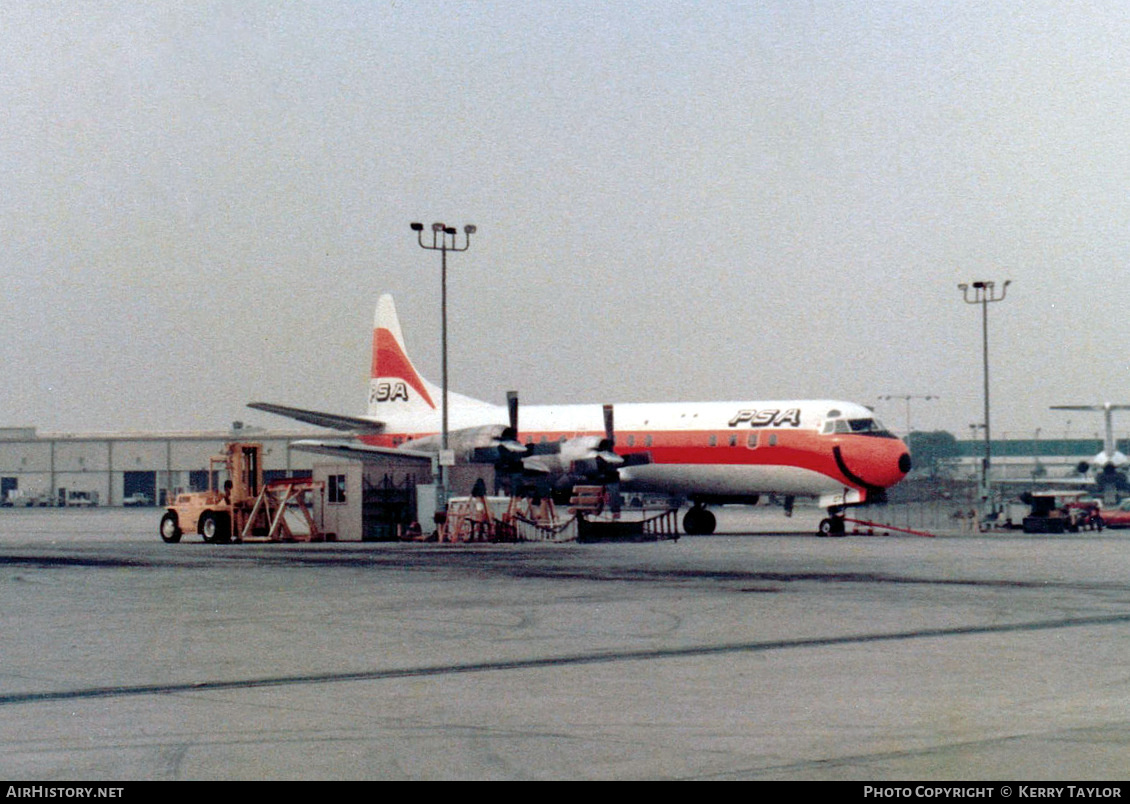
[958,278,1012,528]
[409,218,478,515]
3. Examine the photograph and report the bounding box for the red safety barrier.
[843,518,936,538]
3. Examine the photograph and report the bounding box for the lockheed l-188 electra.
[250,295,911,535]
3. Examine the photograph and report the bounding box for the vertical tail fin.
[369,295,440,421]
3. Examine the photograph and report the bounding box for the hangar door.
[123,471,156,506]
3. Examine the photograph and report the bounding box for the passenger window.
[768,434,778,447]
[709,434,717,447]
[747,432,759,449]
[627,435,635,447]
[729,434,737,447]
[645,434,653,447]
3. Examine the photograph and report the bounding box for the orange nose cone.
[876,441,912,488]
[841,438,912,490]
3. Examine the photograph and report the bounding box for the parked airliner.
[1051,403,1130,496]
[250,295,911,535]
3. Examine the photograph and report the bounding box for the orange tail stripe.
[372,328,436,410]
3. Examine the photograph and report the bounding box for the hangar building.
[0,425,324,508]
[0,425,502,542]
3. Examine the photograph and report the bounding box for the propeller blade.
[596,450,624,466]
[521,456,554,474]
[603,404,615,445]
[507,390,519,434]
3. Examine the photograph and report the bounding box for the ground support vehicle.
[160,442,325,544]
[1020,490,1096,534]
[1098,498,1130,529]
[64,490,99,507]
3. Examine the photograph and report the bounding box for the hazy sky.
[3,1,1129,440]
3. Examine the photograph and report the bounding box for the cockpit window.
[822,416,895,437]
[848,418,894,436]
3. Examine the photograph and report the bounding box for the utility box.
[309,455,497,541]
[313,456,435,541]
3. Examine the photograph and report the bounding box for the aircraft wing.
[288,439,434,463]
[1051,404,1130,411]
[247,402,385,434]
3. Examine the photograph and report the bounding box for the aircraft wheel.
[200,512,231,544]
[683,507,717,536]
[160,512,181,543]
[818,517,845,537]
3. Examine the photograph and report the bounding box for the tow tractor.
[159,442,325,543]
[1017,490,1098,534]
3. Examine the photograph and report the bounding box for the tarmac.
[3,506,1130,780]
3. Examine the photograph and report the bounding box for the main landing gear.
[683,503,717,536]
[817,508,847,537]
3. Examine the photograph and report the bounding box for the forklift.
[160,442,324,543]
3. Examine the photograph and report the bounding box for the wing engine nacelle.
[409,395,653,504]
[543,406,652,503]
[401,424,517,462]
[469,398,655,503]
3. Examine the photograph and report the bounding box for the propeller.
[569,406,625,481]
[601,403,651,472]
[466,395,653,505]
[550,404,653,509]
[596,404,625,465]
[493,390,527,466]
[468,391,555,497]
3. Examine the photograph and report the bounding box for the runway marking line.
[4,611,1130,707]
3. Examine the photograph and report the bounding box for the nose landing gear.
[817,508,847,537]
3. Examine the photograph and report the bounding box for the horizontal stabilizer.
[247,402,385,434]
[289,439,433,463]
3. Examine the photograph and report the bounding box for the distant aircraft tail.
[369,295,442,423]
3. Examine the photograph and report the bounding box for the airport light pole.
[958,280,1011,526]
[878,394,938,436]
[969,422,986,485]
[410,221,476,516]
